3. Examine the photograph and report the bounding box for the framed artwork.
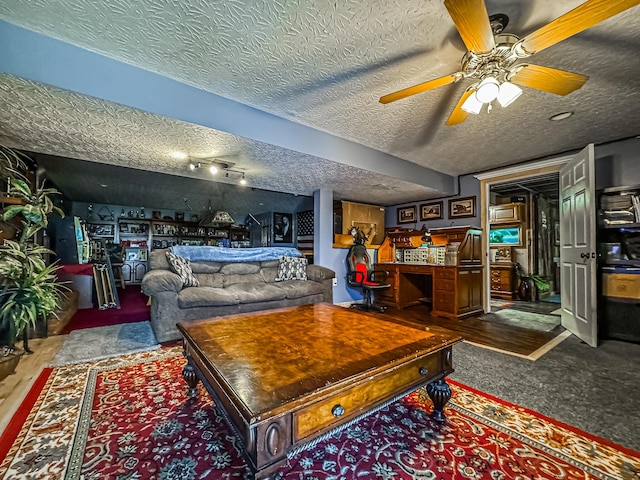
[448,196,476,219]
[274,212,293,243]
[152,210,162,220]
[419,201,443,221]
[397,206,416,224]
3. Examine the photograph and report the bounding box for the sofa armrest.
[141,269,183,296]
[307,265,335,282]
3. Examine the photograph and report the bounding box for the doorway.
[489,172,561,317]
[476,156,571,332]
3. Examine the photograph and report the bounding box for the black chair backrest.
[347,244,372,284]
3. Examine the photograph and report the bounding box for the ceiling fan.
[379,0,640,125]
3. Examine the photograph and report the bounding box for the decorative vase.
[518,277,531,301]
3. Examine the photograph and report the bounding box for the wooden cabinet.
[121,260,148,284]
[490,263,517,299]
[431,266,483,319]
[489,203,525,224]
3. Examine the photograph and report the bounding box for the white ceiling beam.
[0,20,454,195]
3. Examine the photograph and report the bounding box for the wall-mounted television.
[489,226,523,247]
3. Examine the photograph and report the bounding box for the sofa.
[141,247,335,343]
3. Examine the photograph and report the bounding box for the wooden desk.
[178,304,461,480]
[375,263,483,319]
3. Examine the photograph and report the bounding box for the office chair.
[346,243,390,312]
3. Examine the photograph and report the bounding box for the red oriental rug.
[1,347,638,479]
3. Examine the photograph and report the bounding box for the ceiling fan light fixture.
[475,77,500,103]
[461,93,483,114]
[496,81,522,108]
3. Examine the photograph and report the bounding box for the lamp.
[461,94,484,114]
[475,77,501,103]
[496,81,522,108]
[462,77,523,115]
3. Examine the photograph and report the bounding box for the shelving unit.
[597,185,640,343]
[150,220,250,249]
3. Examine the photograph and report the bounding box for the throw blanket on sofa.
[170,246,302,262]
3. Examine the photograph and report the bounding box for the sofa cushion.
[191,262,223,274]
[225,284,287,304]
[273,280,324,299]
[150,248,171,270]
[165,252,199,287]
[195,273,224,288]
[224,273,265,287]
[275,256,308,282]
[177,287,239,308]
[260,266,278,283]
[221,263,261,275]
[260,260,279,268]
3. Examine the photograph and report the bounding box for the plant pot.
[517,277,531,301]
[0,349,23,382]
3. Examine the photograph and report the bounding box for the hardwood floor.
[367,304,567,357]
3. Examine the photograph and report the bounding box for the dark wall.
[385,174,481,230]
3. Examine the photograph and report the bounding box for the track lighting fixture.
[186,158,248,185]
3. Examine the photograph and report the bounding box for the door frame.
[475,154,573,313]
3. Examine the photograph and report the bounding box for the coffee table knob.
[419,367,429,376]
[332,404,345,417]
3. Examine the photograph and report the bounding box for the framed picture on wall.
[419,201,443,221]
[397,206,416,224]
[448,196,476,219]
[273,212,293,243]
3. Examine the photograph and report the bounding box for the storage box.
[603,272,640,299]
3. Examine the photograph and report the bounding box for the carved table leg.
[182,363,200,398]
[426,378,452,423]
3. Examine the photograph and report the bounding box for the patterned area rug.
[50,321,159,366]
[1,348,638,479]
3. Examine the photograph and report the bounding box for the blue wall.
[385,174,482,230]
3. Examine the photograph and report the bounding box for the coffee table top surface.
[178,303,460,415]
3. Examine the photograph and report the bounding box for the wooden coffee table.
[178,303,462,479]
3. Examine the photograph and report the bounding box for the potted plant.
[0,145,66,380]
[529,274,551,301]
[513,263,552,302]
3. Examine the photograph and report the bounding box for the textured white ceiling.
[0,0,639,207]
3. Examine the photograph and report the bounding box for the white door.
[559,144,597,347]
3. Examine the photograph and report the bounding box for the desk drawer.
[490,277,510,288]
[434,268,455,280]
[397,264,434,274]
[433,291,455,312]
[293,354,440,441]
[435,279,455,291]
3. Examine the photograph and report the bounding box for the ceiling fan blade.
[518,0,640,55]
[445,88,475,126]
[444,0,496,54]
[379,73,461,104]
[510,64,589,96]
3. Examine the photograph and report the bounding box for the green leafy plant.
[529,274,551,293]
[0,146,66,351]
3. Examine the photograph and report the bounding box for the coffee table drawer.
[293,354,440,441]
